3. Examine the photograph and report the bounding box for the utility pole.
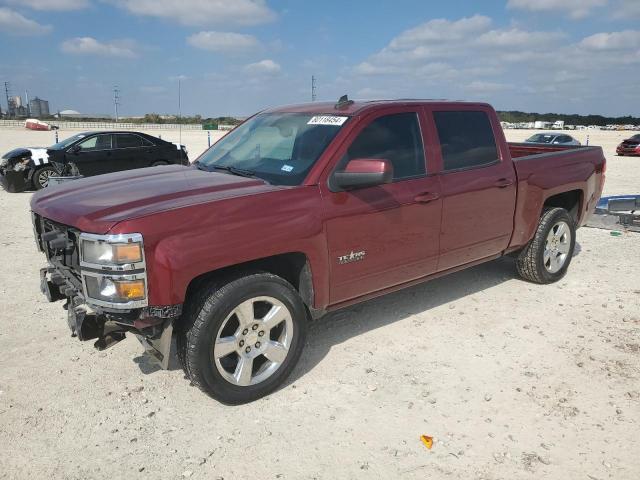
[311,75,317,102]
[113,85,120,122]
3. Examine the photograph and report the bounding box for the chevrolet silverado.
[30,98,606,404]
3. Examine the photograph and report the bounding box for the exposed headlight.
[79,233,147,308]
[80,233,143,266]
[85,276,146,303]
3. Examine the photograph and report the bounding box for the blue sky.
[1,0,639,117]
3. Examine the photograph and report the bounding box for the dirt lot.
[0,128,639,479]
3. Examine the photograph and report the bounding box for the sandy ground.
[0,128,639,479]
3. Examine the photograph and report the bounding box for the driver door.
[70,134,113,176]
[321,108,442,305]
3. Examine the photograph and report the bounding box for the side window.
[77,134,112,151]
[115,134,144,148]
[344,112,426,180]
[433,111,499,171]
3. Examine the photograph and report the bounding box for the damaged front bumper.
[33,213,181,369]
[40,265,180,369]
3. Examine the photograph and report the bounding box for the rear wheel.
[516,207,576,284]
[33,166,57,190]
[178,273,307,404]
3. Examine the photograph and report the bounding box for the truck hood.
[30,165,282,233]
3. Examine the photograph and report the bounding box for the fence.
[0,120,203,130]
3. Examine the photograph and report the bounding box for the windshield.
[526,134,554,144]
[195,113,348,186]
[49,133,88,150]
[630,134,640,141]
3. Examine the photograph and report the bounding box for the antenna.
[113,85,120,122]
[311,75,317,102]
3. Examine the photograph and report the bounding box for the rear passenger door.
[430,108,517,271]
[113,133,153,171]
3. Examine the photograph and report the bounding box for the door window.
[434,111,498,171]
[77,134,112,151]
[343,112,426,180]
[115,134,144,148]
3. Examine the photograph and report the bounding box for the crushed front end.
[0,149,31,192]
[32,213,179,368]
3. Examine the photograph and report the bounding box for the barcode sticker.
[307,115,348,126]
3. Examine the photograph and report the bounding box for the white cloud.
[353,16,564,76]
[580,30,640,50]
[389,15,492,49]
[465,80,514,93]
[477,28,564,48]
[507,0,607,19]
[110,0,276,27]
[187,31,259,52]
[0,7,51,35]
[60,37,137,58]
[5,0,88,10]
[343,14,640,116]
[244,59,281,75]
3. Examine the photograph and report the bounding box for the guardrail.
[0,120,203,130]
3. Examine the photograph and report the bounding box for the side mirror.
[333,158,394,190]
[69,145,81,154]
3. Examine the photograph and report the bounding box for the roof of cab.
[264,99,493,116]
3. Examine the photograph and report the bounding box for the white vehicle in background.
[525,132,581,146]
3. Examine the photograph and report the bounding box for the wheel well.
[543,190,582,223]
[184,252,314,309]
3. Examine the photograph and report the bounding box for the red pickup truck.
[31,98,605,404]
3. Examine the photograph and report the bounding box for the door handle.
[414,192,440,203]
[495,178,514,188]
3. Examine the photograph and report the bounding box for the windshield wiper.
[210,165,259,179]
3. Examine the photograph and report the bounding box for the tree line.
[497,110,640,126]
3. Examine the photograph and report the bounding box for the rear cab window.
[433,110,499,171]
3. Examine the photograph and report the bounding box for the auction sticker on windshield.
[307,115,348,126]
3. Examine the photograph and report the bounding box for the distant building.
[29,97,50,117]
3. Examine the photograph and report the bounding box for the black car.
[0,131,189,192]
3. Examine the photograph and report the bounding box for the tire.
[178,272,308,404]
[516,207,576,284]
[151,160,168,167]
[33,166,57,190]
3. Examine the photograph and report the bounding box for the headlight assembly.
[79,233,147,308]
[80,234,143,266]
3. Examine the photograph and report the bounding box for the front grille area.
[33,213,81,276]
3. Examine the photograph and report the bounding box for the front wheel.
[178,273,307,404]
[33,166,57,190]
[516,207,576,284]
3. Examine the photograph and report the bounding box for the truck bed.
[508,141,589,159]
[507,142,606,250]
